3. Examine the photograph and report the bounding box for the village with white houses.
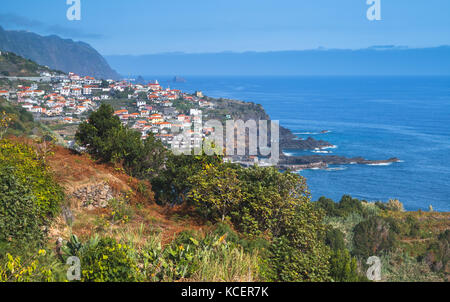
[0,71,219,149]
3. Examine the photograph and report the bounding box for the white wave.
[294,130,332,135]
[367,162,393,166]
[327,167,347,171]
[313,150,332,154]
[294,167,322,172]
[283,152,294,157]
[295,132,319,135]
[320,145,338,150]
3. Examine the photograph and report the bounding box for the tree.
[315,196,339,217]
[235,166,331,281]
[188,163,242,222]
[353,216,397,258]
[75,103,122,161]
[100,80,109,88]
[75,104,166,179]
[325,227,346,251]
[234,166,314,238]
[150,153,222,205]
[338,195,368,217]
[329,249,366,282]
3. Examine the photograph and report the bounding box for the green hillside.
[0,51,56,77]
[0,97,55,138]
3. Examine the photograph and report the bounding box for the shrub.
[141,230,261,282]
[263,236,331,282]
[0,140,64,219]
[352,217,398,258]
[316,195,371,218]
[325,227,346,251]
[405,216,421,237]
[209,222,269,254]
[232,166,331,281]
[421,230,450,273]
[75,104,166,179]
[315,196,339,217]
[151,153,222,205]
[108,198,134,224]
[329,249,367,282]
[385,199,405,212]
[338,195,369,218]
[0,249,66,282]
[188,163,243,222]
[80,238,140,282]
[0,166,44,246]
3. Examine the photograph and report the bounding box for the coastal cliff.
[202,96,399,170]
[203,96,333,151]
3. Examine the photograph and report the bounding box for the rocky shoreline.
[278,155,400,171]
[279,127,333,150]
[277,127,400,170]
[205,96,400,170]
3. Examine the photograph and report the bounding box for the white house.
[61,87,70,96]
[190,109,202,116]
[0,90,9,98]
[83,86,93,95]
[71,88,82,96]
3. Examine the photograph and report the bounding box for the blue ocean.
[150,76,450,211]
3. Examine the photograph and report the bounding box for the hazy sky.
[1,0,449,55]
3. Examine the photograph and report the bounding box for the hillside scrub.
[1,103,448,283]
[315,196,450,281]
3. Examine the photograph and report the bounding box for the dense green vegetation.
[0,98,46,137]
[0,138,66,281]
[1,105,448,282]
[75,104,166,178]
[315,196,449,281]
[74,105,336,281]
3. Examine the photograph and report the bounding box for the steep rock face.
[0,26,120,79]
[204,97,333,151]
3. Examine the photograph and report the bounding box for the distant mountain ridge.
[0,26,120,80]
[106,46,450,76]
